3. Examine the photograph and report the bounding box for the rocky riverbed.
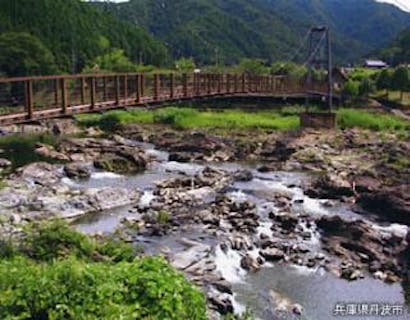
[0,119,408,319]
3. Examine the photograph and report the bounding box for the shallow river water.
[71,142,408,320]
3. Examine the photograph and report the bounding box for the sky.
[377,0,410,11]
[89,0,410,12]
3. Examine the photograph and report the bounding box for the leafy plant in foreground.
[0,220,207,319]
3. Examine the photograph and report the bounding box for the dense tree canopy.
[0,0,169,76]
[0,32,57,76]
[381,27,410,65]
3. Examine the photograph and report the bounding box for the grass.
[337,108,409,131]
[386,91,410,107]
[372,90,410,107]
[76,107,300,131]
[76,106,410,133]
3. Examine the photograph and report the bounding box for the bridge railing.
[0,72,327,124]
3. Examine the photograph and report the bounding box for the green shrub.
[0,256,206,320]
[16,220,140,263]
[97,236,136,263]
[20,220,95,261]
[0,220,207,319]
[0,238,16,259]
[156,210,171,225]
[153,107,199,125]
[342,80,360,99]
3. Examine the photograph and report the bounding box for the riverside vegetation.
[0,220,207,320]
[75,106,409,132]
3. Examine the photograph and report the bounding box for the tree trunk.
[400,91,404,102]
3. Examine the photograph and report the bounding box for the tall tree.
[376,69,392,96]
[391,67,409,101]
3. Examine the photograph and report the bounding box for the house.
[363,60,388,69]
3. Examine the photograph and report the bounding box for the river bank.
[0,109,408,319]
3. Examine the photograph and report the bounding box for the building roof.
[364,60,388,67]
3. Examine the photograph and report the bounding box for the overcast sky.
[377,0,410,11]
[89,0,410,12]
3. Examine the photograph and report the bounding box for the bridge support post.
[25,80,34,120]
[140,74,145,98]
[207,74,212,95]
[54,79,59,108]
[226,74,230,94]
[103,77,108,101]
[61,78,68,114]
[90,77,96,110]
[154,74,159,100]
[115,76,120,105]
[241,74,246,93]
[80,77,86,105]
[196,74,201,96]
[233,75,238,93]
[258,76,262,92]
[123,75,128,105]
[136,75,141,103]
[200,74,205,95]
[182,74,188,97]
[270,76,274,93]
[170,73,174,99]
[217,74,222,94]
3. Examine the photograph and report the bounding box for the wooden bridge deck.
[0,72,331,125]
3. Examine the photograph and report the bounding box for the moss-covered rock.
[94,154,146,174]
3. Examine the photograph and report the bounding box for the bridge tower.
[305,26,333,111]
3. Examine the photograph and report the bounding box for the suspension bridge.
[0,27,338,125]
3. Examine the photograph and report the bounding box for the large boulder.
[0,158,11,168]
[316,215,408,282]
[306,172,353,199]
[63,162,91,180]
[35,144,70,161]
[94,154,146,174]
[358,186,410,225]
[260,248,285,261]
[15,162,63,185]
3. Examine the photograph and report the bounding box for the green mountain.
[0,0,169,75]
[98,0,410,65]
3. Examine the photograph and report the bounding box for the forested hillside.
[0,0,169,76]
[0,0,409,77]
[98,0,410,65]
[380,27,410,65]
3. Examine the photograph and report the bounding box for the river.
[70,141,408,320]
